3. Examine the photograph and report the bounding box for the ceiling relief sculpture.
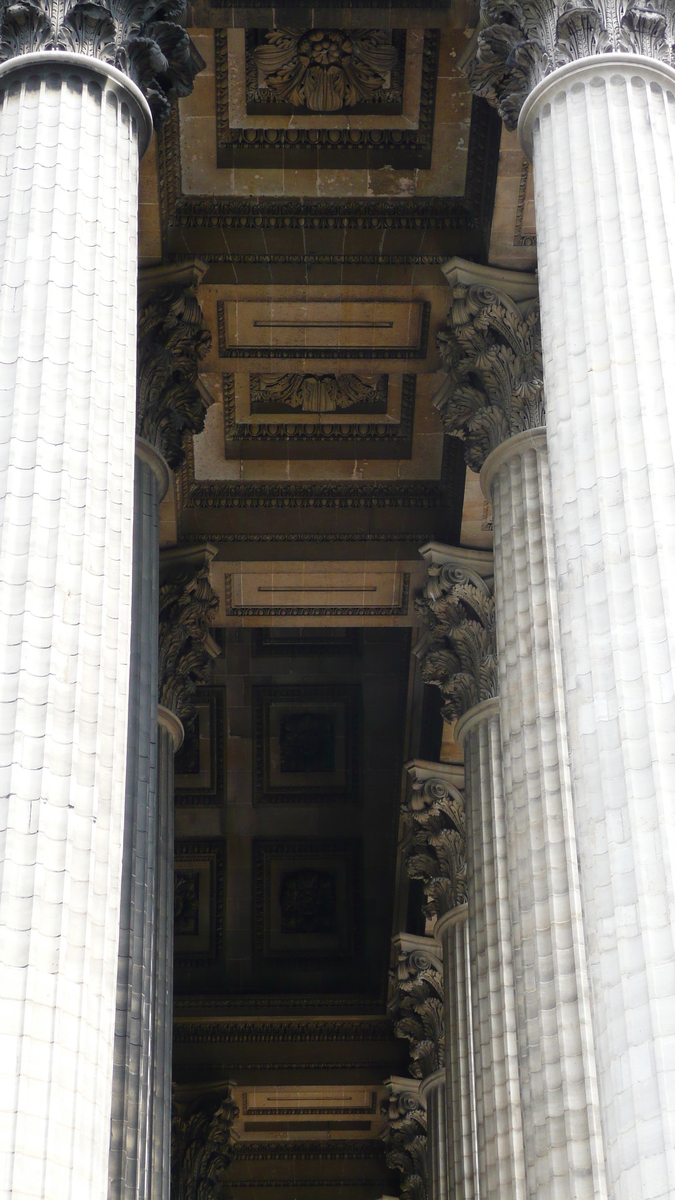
[250,28,400,113]
[250,372,388,415]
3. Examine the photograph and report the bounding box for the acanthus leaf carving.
[434,282,544,473]
[0,0,205,128]
[415,565,497,721]
[137,276,211,470]
[388,938,444,1078]
[250,371,386,414]
[465,0,675,130]
[158,545,220,725]
[380,1082,427,1200]
[403,767,467,920]
[253,27,398,112]
[171,1084,239,1200]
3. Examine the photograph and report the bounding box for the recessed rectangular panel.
[218,299,430,359]
[253,684,360,805]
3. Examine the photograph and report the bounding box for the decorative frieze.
[0,0,203,126]
[465,0,675,129]
[434,279,543,473]
[158,545,220,725]
[250,372,387,414]
[381,1079,428,1200]
[403,764,467,921]
[171,1086,239,1200]
[137,266,212,471]
[415,563,497,722]
[252,29,399,112]
[389,936,445,1078]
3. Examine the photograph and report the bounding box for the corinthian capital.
[466,0,675,129]
[381,1078,427,1200]
[138,263,212,471]
[415,556,497,722]
[0,0,204,127]
[171,1084,239,1200]
[388,935,444,1078]
[434,259,543,473]
[158,544,219,725]
[403,762,467,920]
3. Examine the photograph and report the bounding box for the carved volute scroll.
[381,1079,428,1200]
[465,0,675,130]
[415,563,497,722]
[137,266,212,470]
[158,544,220,726]
[171,1085,239,1200]
[388,936,445,1079]
[434,281,543,473]
[0,0,205,126]
[253,28,398,112]
[403,764,467,921]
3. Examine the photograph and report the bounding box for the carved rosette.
[434,281,543,473]
[158,545,220,725]
[137,273,212,470]
[466,0,675,130]
[388,938,445,1078]
[253,28,397,112]
[0,0,205,126]
[171,1085,239,1200]
[415,565,497,722]
[403,766,467,921]
[381,1082,427,1200]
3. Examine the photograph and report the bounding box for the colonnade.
[411,2,675,1184]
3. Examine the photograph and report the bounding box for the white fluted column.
[108,444,167,1200]
[0,55,151,1200]
[151,708,182,1200]
[455,699,525,1200]
[481,430,606,1200]
[420,1071,448,1200]
[518,53,675,1199]
[435,906,477,1200]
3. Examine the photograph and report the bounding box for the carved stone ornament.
[415,565,497,721]
[466,0,675,130]
[0,0,205,126]
[381,1082,427,1200]
[158,545,220,725]
[137,274,212,471]
[388,937,445,1078]
[403,766,467,920]
[171,1085,239,1200]
[253,28,398,111]
[434,282,544,473]
[251,372,386,414]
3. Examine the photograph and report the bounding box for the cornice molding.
[464,0,675,130]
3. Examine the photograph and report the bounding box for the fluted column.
[153,544,219,1200]
[108,264,211,1200]
[389,936,445,1200]
[432,260,606,1198]
[0,16,202,1198]
[465,9,675,1194]
[417,544,524,1200]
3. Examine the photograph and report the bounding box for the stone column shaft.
[0,57,150,1200]
[108,450,163,1200]
[437,907,477,1200]
[523,56,675,1198]
[421,1073,448,1200]
[458,701,525,1200]
[484,430,606,1200]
